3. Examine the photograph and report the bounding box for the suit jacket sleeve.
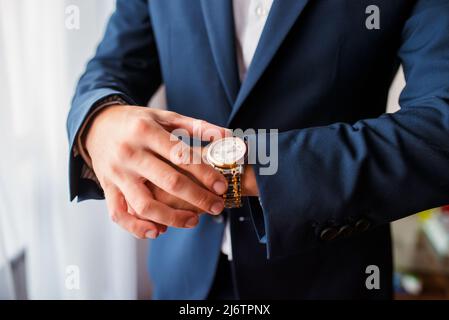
[66,0,161,201]
[250,0,449,259]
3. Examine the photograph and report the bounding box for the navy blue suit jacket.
[67,0,449,299]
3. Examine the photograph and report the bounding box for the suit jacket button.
[337,225,354,238]
[320,227,339,241]
[355,219,371,232]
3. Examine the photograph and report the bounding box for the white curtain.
[0,0,148,299]
[0,190,15,299]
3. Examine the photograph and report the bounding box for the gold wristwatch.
[206,136,247,208]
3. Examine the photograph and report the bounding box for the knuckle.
[109,163,122,177]
[163,110,180,122]
[203,168,219,186]
[173,144,191,165]
[132,118,151,136]
[195,192,212,210]
[116,142,134,160]
[135,199,152,216]
[169,213,188,228]
[165,214,178,227]
[165,173,183,192]
[109,211,120,224]
[197,119,212,132]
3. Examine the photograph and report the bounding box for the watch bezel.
[206,136,247,168]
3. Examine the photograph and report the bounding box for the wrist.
[76,95,129,168]
[242,165,259,197]
[83,104,125,161]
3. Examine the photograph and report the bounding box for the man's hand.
[84,105,230,239]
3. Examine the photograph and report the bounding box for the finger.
[149,182,203,213]
[150,109,232,141]
[125,151,225,215]
[175,147,229,196]
[116,176,200,228]
[103,183,161,239]
[129,122,228,195]
[127,200,168,234]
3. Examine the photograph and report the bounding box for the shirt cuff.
[73,95,128,181]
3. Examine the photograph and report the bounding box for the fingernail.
[213,181,227,195]
[145,230,158,239]
[211,202,224,215]
[185,217,198,228]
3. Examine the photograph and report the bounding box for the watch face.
[207,137,246,167]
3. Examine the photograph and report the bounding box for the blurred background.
[0,0,448,300]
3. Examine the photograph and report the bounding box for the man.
[67,0,449,299]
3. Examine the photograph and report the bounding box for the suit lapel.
[228,0,311,125]
[200,0,240,108]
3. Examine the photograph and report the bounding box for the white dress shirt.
[221,0,274,260]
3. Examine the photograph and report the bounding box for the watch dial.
[209,137,246,165]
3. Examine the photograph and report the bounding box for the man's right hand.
[84,105,230,239]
